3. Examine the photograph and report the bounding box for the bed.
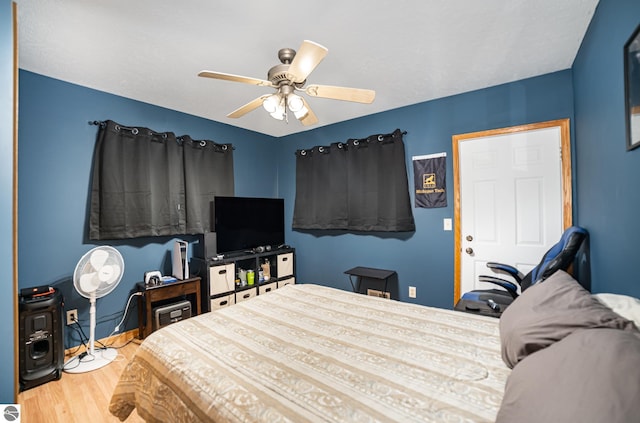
[110,274,640,423]
[110,283,509,422]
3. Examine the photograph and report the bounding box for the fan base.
[64,347,117,374]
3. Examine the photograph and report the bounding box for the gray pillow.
[496,328,640,423]
[499,270,636,368]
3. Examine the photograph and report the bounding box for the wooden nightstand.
[137,276,202,339]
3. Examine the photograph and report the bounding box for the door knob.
[466,235,473,241]
[465,247,474,255]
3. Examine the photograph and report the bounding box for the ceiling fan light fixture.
[287,93,304,112]
[270,109,285,120]
[262,93,281,113]
[293,105,309,120]
[270,99,286,120]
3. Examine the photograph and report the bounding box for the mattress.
[110,284,509,422]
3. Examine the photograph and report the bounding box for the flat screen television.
[212,196,285,255]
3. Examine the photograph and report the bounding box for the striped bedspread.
[109,284,509,422]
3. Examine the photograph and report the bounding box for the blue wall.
[18,71,277,347]
[18,69,575,349]
[10,0,640,400]
[1,0,16,403]
[277,71,575,308]
[573,0,640,298]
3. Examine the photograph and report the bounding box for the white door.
[453,120,572,302]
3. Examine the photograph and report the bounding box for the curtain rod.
[91,121,407,141]
[295,130,408,155]
[357,129,407,140]
[353,129,407,142]
[88,120,234,149]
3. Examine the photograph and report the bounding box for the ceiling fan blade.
[198,70,274,87]
[286,40,328,83]
[298,98,318,126]
[227,95,270,118]
[305,84,375,104]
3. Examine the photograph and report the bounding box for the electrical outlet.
[66,309,78,325]
[408,286,417,298]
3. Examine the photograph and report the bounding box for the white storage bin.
[278,277,295,288]
[210,293,235,311]
[236,288,257,303]
[209,263,235,296]
[259,282,277,295]
[276,253,294,278]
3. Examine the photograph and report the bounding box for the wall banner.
[412,152,447,208]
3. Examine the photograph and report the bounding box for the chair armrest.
[486,262,525,283]
[478,275,519,299]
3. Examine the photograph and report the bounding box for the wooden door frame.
[452,118,573,303]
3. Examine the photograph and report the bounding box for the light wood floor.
[17,332,145,423]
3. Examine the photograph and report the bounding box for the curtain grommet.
[222,145,228,151]
[378,135,384,141]
[318,147,325,153]
[354,140,360,146]
[162,133,168,139]
[114,125,120,132]
[132,128,139,135]
[301,150,307,156]
[200,140,207,147]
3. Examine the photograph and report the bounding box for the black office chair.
[455,226,589,317]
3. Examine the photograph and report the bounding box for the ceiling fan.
[198,40,375,126]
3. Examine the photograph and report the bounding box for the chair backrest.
[521,226,588,291]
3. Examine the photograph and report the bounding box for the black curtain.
[293,143,348,229]
[89,120,234,240]
[293,129,415,232]
[182,135,234,234]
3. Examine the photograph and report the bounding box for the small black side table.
[344,266,397,297]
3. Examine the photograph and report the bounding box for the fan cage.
[73,246,124,299]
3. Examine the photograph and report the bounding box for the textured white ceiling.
[16,0,599,137]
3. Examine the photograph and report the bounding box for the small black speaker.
[19,288,64,391]
[193,232,217,260]
[20,285,53,297]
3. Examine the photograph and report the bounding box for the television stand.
[190,247,296,312]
